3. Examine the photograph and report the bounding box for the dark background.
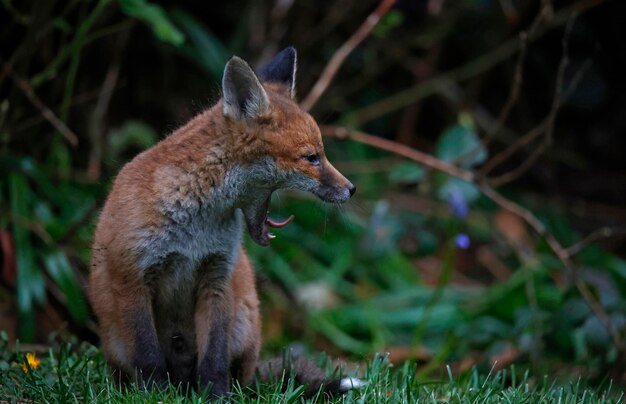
[1,0,626,383]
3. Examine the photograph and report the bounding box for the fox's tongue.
[243,192,294,246]
[267,214,294,228]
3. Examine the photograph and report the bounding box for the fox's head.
[219,47,355,246]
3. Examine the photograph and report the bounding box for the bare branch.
[487,55,593,186]
[449,0,554,168]
[322,125,474,182]
[87,29,129,180]
[486,0,555,143]
[345,0,605,125]
[322,124,625,353]
[566,227,626,256]
[479,15,578,180]
[299,0,396,111]
[488,141,547,187]
[485,32,527,145]
[478,184,624,352]
[1,61,79,147]
[479,119,547,179]
[450,30,529,167]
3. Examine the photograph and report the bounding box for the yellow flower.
[20,352,41,372]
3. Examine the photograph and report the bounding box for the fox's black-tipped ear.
[222,56,270,120]
[257,47,297,98]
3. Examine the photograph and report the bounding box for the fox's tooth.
[268,233,276,239]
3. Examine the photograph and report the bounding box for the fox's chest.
[135,206,243,275]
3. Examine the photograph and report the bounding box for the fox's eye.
[304,154,320,166]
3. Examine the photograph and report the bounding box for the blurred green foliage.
[1,0,625,387]
[119,0,184,46]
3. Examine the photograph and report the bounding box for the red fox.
[88,47,361,397]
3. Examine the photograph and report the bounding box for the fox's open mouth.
[243,191,294,246]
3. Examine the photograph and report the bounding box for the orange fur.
[88,49,354,395]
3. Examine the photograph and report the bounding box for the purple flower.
[447,189,469,219]
[455,233,470,250]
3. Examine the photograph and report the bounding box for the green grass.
[0,339,622,403]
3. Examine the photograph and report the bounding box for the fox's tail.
[255,355,367,398]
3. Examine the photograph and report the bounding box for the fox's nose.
[348,183,356,197]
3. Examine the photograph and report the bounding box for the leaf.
[309,313,371,354]
[107,120,158,163]
[9,173,44,341]
[560,298,590,324]
[52,18,72,34]
[330,295,464,333]
[581,315,610,348]
[389,162,426,184]
[435,119,487,169]
[493,209,532,248]
[435,117,485,205]
[170,9,229,79]
[373,9,405,38]
[416,230,438,255]
[361,200,401,258]
[119,0,184,46]
[461,316,511,345]
[43,251,87,324]
[607,256,626,282]
[438,176,480,203]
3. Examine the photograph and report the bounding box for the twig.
[344,0,605,125]
[450,29,529,167]
[479,118,548,179]
[299,0,396,111]
[483,179,624,354]
[485,0,552,143]
[321,125,474,182]
[488,54,593,187]
[254,0,296,67]
[321,124,625,353]
[498,0,518,22]
[87,29,128,180]
[334,157,402,175]
[30,0,111,89]
[60,0,112,123]
[12,81,126,135]
[57,203,99,245]
[484,32,527,144]
[2,0,31,25]
[487,46,594,186]
[488,141,547,187]
[1,61,79,146]
[566,227,626,256]
[479,15,575,179]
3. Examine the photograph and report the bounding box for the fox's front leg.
[195,256,235,396]
[132,308,168,386]
[90,254,168,387]
[115,278,168,387]
[101,278,168,387]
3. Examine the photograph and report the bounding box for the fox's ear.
[222,56,270,120]
[257,47,297,98]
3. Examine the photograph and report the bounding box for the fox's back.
[93,107,247,272]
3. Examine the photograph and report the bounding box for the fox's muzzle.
[314,160,355,203]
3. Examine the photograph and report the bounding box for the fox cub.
[88,47,359,396]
